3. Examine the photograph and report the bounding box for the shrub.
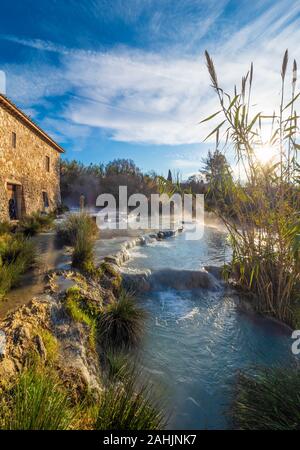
[56,213,99,272]
[0,264,16,299]
[231,367,300,430]
[95,370,166,430]
[0,234,36,299]
[203,51,300,324]
[0,367,76,430]
[56,213,98,247]
[0,233,35,267]
[72,224,95,271]
[19,212,55,236]
[98,290,146,350]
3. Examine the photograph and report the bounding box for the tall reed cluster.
[203,50,300,325]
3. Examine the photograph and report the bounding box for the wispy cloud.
[1,0,300,148]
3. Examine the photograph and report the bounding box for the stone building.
[0,94,64,221]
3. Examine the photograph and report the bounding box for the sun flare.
[254,145,278,165]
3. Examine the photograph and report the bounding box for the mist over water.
[123,227,294,429]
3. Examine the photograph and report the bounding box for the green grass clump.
[56,213,99,272]
[37,329,59,364]
[95,371,166,430]
[65,287,98,350]
[0,264,17,299]
[72,224,95,271]
[56,213,98,246]
[0,367,76,430]
[0,233,35,266]
[98,290,146,350]
[231,367,300,430]
[66,286,101,319]
[0,364,166,430]
[0,233,36,300]
[19,212,55,236]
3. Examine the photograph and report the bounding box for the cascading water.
[123,226,295,430]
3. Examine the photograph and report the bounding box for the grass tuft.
[56,213,99,272]
[56,213,98,246]
[98,290,146,350]
[95,370,166,430]
[231,366,300,430]
[0,367,76,430]
[0,233,36,300]
[19,212,55,237]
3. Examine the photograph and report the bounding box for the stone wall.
[0,103,62,221]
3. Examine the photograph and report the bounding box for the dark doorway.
[7,183,23,220]
[7,183,18,220]
[42,191,49,210]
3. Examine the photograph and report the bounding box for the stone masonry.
[0,95,64,221]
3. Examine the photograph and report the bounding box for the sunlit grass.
[0,367,77,430]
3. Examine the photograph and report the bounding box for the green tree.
[201,149,233,207]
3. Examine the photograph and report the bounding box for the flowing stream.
[123,226,295,430]
[2,222,295,429]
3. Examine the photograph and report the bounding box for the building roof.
[0,94,64,153]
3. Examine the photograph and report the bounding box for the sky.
[1,0,300,178]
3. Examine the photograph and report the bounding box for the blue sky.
[0,0,300,178]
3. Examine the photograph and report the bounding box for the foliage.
[167,169,173,183]
[56,213,98,247]
[72,225,95,271]
[105,348,131,381]
[56,213,99,271]
[60,158,159,206]
[0,367,76,430]
[201,149,234,210]
[203,50,300,324]
[19,212,55,236]
[231,367,300,430]
[37,329,59,364]
[98,290,146,350]
[0,362,166,430]
[95,369,166,430]
[0,233,36,299]
[64,286,98,351]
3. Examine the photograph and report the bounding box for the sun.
[254,145,278,165]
